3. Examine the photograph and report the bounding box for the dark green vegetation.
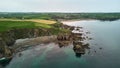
[50,13,120,21]
[0,13,120,21]
[0,13,52,20]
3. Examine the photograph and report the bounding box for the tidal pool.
[6,20,120,68]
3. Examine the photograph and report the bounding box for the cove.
[6,20,120,68]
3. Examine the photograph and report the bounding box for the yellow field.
[0,19,56,24]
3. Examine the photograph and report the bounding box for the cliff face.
[0,28,57,58]
[0,23,72,59]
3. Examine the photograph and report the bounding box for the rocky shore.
[0,22,91,66]
[0,23,72,64]
[57,26,91,58]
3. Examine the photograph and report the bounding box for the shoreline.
[61,19,100,23]
[60,19,120,23]
[14,35,57,52]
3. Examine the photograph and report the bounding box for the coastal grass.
[0,20,53,32]
[0,20,70,35]
[0,19,56,24]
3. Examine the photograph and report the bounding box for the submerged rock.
[0,57,12,67]
[99,47,102,50]
[57,41,71,48]
[73,44,85,54]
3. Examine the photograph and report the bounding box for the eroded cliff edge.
[0,23,72,59]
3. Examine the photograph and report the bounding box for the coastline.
[61,19,98,22]
[60,19,120,24]
[61,19,98,25]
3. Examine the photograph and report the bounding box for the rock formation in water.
[57,26,91,58]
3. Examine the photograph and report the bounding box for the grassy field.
[0,19,56,32]
[0,19,56,24]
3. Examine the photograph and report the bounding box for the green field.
[0,21,53,32]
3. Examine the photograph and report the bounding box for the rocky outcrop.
[61,24,75,31]
[14,35,57,52]
[0,37,13,60]
[56,24,91,58]
[57,34,72,41]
